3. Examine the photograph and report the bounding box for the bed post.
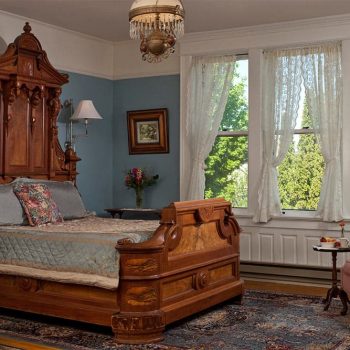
[113,198,243,344]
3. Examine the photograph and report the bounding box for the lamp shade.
[70,100,102,121]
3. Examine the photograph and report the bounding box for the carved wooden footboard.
[113,198,243,344]
[0,198,242,345]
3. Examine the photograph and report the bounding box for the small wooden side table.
[313,245,350,315]
[104,208,161,219]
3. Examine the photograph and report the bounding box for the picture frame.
[127,108,169,154]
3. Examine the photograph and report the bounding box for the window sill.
[234,211,348,231]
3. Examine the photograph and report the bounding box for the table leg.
[339,289,349,315]
[324,251,340,311]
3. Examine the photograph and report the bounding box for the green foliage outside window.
[204,67,249,207]
[278,103,324,210]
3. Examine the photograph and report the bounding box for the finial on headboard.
[23,22,31,34]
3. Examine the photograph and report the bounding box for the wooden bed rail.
[114,198,243,344]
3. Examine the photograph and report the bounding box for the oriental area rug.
[1,290,350,350]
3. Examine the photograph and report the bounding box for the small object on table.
[320,236,337,248]
[313,244,350,315]
[104,208,161,220]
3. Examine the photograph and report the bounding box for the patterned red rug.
[0,290,350,350]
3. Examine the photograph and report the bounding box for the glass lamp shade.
[70,100,102,121]
[129,0,185,40]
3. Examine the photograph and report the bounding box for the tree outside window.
[205,59,248,208]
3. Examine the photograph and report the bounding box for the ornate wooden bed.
[0,23,244,344]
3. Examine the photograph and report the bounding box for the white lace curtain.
[184,55,236,200]
[253,50,303,223]
[302,43,343,221]
[254,42,342,223]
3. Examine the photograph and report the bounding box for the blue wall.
[58,72,114,215]
[114,75,180,209]
[57,73,180,214]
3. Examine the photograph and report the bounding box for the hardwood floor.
[244,278,329,297]
[0,335,58,350]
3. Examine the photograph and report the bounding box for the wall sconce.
[64,99,102,150]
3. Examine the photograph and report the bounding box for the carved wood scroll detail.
[126,258,158,273]
[30,87,42,133]
[117,238,134,246]
[196,206,215,223]
[3,82,18,135]
[16,277,40,292]
[126,287,157,306]
[166,225,181,252]
[23,60,33,76]
[217,207,241,241]
[194,270,209,290]
[112,312,164,332]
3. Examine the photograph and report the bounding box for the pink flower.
[124,167,158,189]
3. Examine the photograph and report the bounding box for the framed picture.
[127,108,169,154]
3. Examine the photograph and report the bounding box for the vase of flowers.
[125,168,159,208]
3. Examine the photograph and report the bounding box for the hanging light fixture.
[129,0,185,63]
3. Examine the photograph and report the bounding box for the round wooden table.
[313,245,350,315]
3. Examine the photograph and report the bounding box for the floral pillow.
[13,183,63,226]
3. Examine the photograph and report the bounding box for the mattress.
[0,216,159,290]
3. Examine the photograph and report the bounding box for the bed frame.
[0,24,244,344]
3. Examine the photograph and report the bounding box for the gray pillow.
[0,183,27,225]
[11,178,88,220]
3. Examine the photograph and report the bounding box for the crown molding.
[114,70,180,81]
[2,10,350,80]
[56,65,114,81]
[179,13,350,56]
[181,13,350,45]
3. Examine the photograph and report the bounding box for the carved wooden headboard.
[0,23,80,184]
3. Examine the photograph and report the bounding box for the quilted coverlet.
[0,216,159,289]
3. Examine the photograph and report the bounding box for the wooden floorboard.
[0,336,59,350]
[244,278,329,297]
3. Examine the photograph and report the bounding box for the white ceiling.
[0,0,350,42]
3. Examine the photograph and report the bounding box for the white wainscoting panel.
[259,234,274,262]
[240,231,252,261]
[281,235,297,264]
[238,217,350,269]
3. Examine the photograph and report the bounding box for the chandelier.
[129,0,185,63]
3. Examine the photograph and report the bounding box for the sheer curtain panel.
[253,50,303,223]
[254,43,342,222]
[184,55,236,200]
[302,43,343,221]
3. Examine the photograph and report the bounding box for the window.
[278,95,325,211]
[204,58,249,208]
[253,43,342,222]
